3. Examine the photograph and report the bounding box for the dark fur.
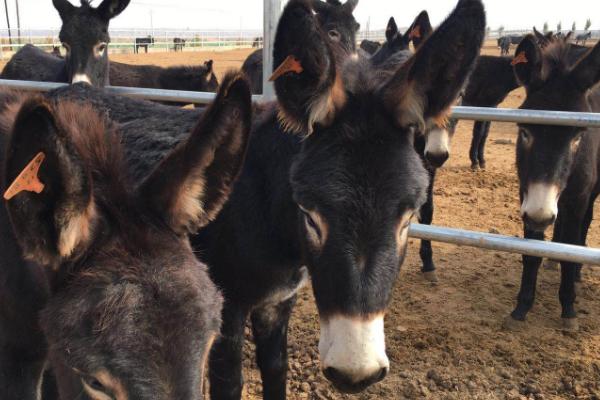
[370,11,432,66]
[134,36,154,54]
[506,37,600,328]
[109,60,219,100]
[0,73,252,399]
[173,37,186,52]
[360,39,381,55]
[0,0,129,87]
[240,0,360,94]
[193,0,485,397]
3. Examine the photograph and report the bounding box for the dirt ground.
[4,43,600,400]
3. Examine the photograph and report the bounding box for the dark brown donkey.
[1,0,130,87]
[0,73,252,400]
[193,0,485,397]
[504,36,600,331]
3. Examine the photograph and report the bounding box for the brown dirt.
[4,45,600,400]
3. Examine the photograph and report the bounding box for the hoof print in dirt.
[502,316,527,331]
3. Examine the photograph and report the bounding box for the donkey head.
[53,0,130,87]
[2,74,252,399]
[311,0,360,52]
[371,11,433,66]
[514,37,600,232]
[273,0,485,393]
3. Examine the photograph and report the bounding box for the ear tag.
[511,51,529,66]
[3,152,46,201]
[409,25,421,40]
[269,55,304,82]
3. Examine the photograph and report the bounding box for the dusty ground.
[3,43,600,400]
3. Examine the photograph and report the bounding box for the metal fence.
[0,77,599,265]
[0,0,599,266]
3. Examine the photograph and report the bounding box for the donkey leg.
[251,296,297,400]
[209,302,248,400]
[575,199,595,282]
[477,121,492,169]
[505,228,544,329]
[469,121,484,170]
[419,169,438,282]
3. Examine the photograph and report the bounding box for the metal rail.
[409,224,600,265]
[1,77,600,263]
[1,79,600,129]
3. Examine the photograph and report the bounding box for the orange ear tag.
[409,25,421,40]
[511,51,529,66]
[269,55,304,82]
[3,152,46,201]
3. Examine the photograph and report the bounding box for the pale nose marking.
[72,74,92,85]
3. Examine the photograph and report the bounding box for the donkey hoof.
[478,162,486,170]
[423,271,439,283]
[543,259,559,270]
[502,315,526,331]
[561,317,579,332]
[470,163,479,171]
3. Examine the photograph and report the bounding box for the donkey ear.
[3,99,95,267]
[204,60,214,72]
[407,11,433,49]
[52,0,76,20]
[564,31,573,41]
[96,0,130,20]
[570,40,600,91]
[513,35,544,89]
[311,0,330,14]
[138,73,252,235]
[272,0,345,135]
[344,0,358,12]
[386,17,399,43]
[382,0,485,131]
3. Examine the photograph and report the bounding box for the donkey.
[370,11,432,66]
[498,36,511,56]
[467,30,584,169]
[0,73,252,400]
[0,0,129,87]
[466,55,520,169]
[240,0,360,94]
[109,59,219,93]
[359,39,381,55]
[576,31,592,45]
[173,37,186,52]
[191,0,485,397]
[503,36,600,331]
[134,36,154,54]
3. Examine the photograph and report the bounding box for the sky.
[0,0,597,32]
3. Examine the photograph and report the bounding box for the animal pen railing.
[1,0,600,266]
[2,78,600,266]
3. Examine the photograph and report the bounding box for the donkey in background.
[1,0,130,87]
[504,36,600,331]
[0,73,252,400]
[241,0,360,94]
[575,31,592,45]
[193,0,485,398]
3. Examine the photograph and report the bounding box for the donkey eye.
[302,209,322,238]
[81,375,114,399]
[96,42,108,57]
[519,129,532,144]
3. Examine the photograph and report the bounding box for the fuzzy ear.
[513,35,544,89]
[382,0,485,131]
[52,0,76,20]
[96,0,130,21]
[564,31,573,42]
[311,0,330,14]
[137,73,252,235]
[570,40,600,91]
[386,17,399,43]
[344,0,358,12]
[272,0,345,135]
[407,11,433,49]
[204,60,214,72]
[3,99,95,267]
